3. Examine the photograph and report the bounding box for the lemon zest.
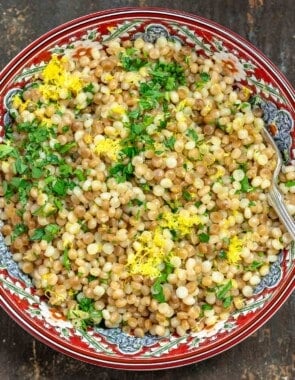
[94,138,121,161]
[160,211,202,236]
[39,54,83,102]
[227,236,243,264]
[127,228,171,278]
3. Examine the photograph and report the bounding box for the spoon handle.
[269,185,295,241]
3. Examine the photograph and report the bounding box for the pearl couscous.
[0,36,293,337]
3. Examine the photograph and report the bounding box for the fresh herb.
[83,83,95,93]
[14,157,28,174]
[201,304,213,311]
[248,200,256,207]
[163,136,176,150]
[120,50,147,72]
[186,128,198,143]
[182,190,193,201]
[245,261,263,271]
[120,146,140,159]
[74,169,87,182]
[149,61,186,91]
[196,72,211,89]
[219,250,227,259]
[69,295,103,328]
[215,280,233,308]
[151,262,174,303]
[30,224,60,242]
[0,144,17,159]
[140,183,151,192]
[54,141,76,154]
[139,81,163,110]
[240,175,254,193]
[194,201,202,208]
[109,162,134,183]
[285,180,295,188]
[62,249,71,271]
[12,223,28,241]
[199,233,210,243]
[31,166,43,179]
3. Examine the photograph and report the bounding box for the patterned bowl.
[0,7,294,370]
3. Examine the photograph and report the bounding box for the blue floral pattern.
[254,253,283,294]
[95,327,160,354]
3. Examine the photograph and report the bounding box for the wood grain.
[0,1,294,379]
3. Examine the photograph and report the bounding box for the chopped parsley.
[12,223,28,241]
[215,280,233,308]
[120,49,148,72]
[199,233,210,243]
[30,224,60,242]
[109,162,134,183]
[151,262,174,303]
[62,249,71,271]
[182,190,193,201]
[196,72,211,89]
[163,136,176,150]
[285,180,295,188]
[245,261,263,271]
[186,128,198,143]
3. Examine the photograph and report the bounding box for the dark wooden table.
[0,1,294,379]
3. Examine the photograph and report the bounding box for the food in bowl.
[0,34,293,339]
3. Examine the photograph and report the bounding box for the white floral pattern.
[213,51,247,81]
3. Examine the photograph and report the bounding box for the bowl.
[0,7,294,370]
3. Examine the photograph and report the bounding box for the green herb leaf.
[201,304,213,311]
[222,296,233,308]
[0,144,17,159]
[30,223,60,242]
[186,128,198,143]
[240,175,254,193]
[196,72,211,89]
[219,250,227,259]
[182,190,193,201]
[120,52,147,72]
[31,166,43,179]
[30,228,45,241]
[78,297,95,312]
[285,180,295,188]
[14,157,28,174]
[164,136,176,150]
[83,83,95,93]
[216,280,232,301]
[12,223,28,241]
[54,141,76,154]
[199,233,210,243]
[74,169,87,182]
[109,162,134,183]
[151,281,165,303]
[62,249,71,271]
[245,261,263,271]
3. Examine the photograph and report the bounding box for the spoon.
[261,127,295,241]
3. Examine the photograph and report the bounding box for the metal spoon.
[261,127,295,241]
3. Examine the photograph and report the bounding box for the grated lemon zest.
[94,138,121,161]
[227,236,243,264]
[160,211,202,236]
[127,228,169,278]
[39,55,83,102]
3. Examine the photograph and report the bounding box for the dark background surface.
[0,1,294,379]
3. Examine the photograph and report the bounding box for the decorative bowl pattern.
[0,8,294,370]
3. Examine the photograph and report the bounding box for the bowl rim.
[0,6,294,370]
